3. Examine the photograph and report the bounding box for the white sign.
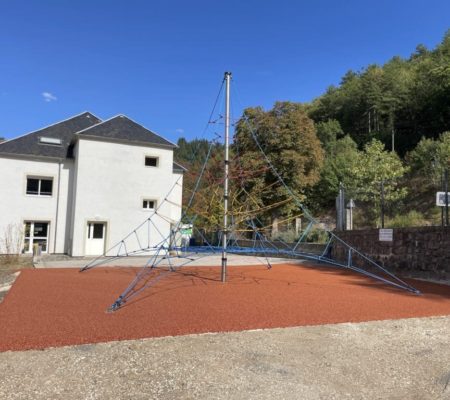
[379,228,393,242]
[436,192,450,207]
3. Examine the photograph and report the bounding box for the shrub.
[272,230,298,244]
[385,211,427,228]
[0,223,24,264]
[306,227,329,243]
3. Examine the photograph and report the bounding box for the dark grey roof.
[0,112,101,159]
[173,161,187,173]
[77,115,176,148]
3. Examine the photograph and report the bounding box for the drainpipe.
[53,160,62,254]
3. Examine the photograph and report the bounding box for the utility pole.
[221,72,231,283]
[391,127,395,153]
[336,183,345,230]
[341,184,346,230]
[347,199,355,230]
[445,168,449,227]
[380,180,385,229]
[389,110,395,153]
[441,171,445,227]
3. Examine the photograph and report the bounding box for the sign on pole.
[436,192,450,207]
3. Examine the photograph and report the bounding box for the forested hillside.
[309,31,450,155]
[175,31,450,231]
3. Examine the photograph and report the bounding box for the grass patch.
[0,255,33,282]
[385,211,429,228]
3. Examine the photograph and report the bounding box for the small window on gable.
[145,156,158,167]
[143,199,156,210]
[39,137,62,146]
[26,177,53,196]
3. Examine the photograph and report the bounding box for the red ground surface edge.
[1,263,450,352]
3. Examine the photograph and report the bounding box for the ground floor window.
[23,221,49,253]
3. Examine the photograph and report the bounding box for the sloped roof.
[77,115,176,148]
[0,112,101,159]
[172,161,187,173]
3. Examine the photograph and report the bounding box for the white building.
[0,112,184,256]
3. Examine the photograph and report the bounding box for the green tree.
[307,135,360,211]
[174,137,213,166]
[315,119,343,152]
[351,139,408,225]
[407,131,450,180]
[234,102,324,229]
[309,31,450,155]
[174,137,225,229]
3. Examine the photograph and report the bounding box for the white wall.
[0,156,73,254]
[0,140,182,257]
[70,138,183,256]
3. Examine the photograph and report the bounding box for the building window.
[26,177,53,196]
[145,156,158,167]
[143,199,156,210]
[23,221,49,253]
[39,137,62,146]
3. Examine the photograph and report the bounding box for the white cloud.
[175,128,185,134]
[42,92,57,102]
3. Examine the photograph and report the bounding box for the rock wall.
[334,226,450,279]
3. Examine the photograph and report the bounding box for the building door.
[85,222,106,255]
[24,221,50,254]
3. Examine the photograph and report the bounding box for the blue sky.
[1,0,449,142]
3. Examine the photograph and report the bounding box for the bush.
[385,211,427,228]
[306,227,329,243]
[272,230,298,244]
[0,223,24,263]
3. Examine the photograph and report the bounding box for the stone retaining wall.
[334,226,450,278]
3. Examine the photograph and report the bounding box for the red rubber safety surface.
[1,264,450,352]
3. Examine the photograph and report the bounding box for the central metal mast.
[221,72,232,282]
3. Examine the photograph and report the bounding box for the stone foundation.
[334,226,450,280]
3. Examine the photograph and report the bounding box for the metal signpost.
[346,199,355,230]
[336,183,346,231]
[436,190,450,227]
[380,180,385,229]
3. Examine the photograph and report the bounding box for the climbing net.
[81,77,420,311]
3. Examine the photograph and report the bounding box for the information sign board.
[379,228,393,242]
[436,192,450,207]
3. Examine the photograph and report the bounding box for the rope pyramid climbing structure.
[81,72,420,311]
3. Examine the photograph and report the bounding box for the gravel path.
[0,271,20,303]
[1,316,450,400]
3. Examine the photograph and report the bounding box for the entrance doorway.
[24,221,49,253]
[85,222,106,255]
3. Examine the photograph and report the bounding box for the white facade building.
[0,112,184,256]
